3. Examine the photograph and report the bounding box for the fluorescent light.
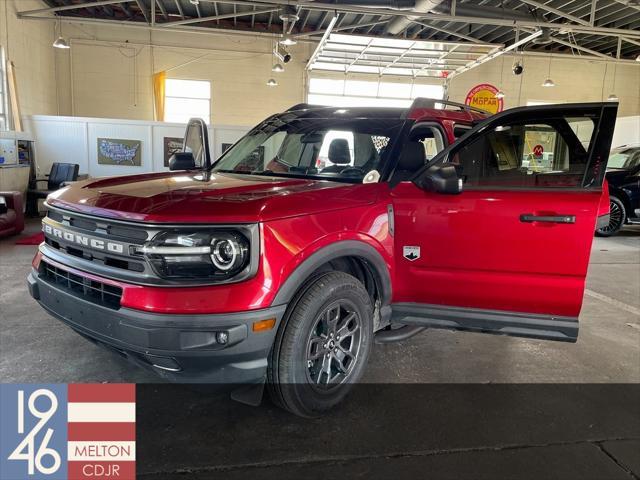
[541,78,555,87]
[52,36,70,49]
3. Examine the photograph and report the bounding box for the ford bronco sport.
[28,99,617,416]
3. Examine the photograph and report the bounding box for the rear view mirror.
[301,133,323,144]
[415,164,462,194]
[169,152,196,171]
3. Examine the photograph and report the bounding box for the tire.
[596,196,626,237]
[267,271,373,417]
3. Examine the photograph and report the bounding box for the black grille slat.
[41,261,122,310]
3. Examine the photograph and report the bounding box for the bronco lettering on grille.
[43,223,125,254]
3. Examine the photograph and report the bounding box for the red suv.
[28,100,616,416]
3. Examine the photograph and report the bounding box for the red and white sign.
[67,384,136,480]
[533,144,544,157]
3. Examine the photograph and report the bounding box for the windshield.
[212,115,404,182]
[608,147,640,169]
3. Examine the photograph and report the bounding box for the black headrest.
[328,138,351,165]
[397,141,426,172]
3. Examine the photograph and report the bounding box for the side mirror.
[169,152,196,171]
[415,164,463,194]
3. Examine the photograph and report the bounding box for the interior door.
[390,103,618,342]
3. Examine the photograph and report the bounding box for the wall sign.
[97,138,142,166]
[163,137,184,167]
[464,83,504,114]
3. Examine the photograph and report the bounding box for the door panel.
[390,102,618,339]
[391,185,600,317]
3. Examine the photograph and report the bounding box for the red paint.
[34,106,609,322]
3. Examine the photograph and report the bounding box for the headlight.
[134,230,251,281]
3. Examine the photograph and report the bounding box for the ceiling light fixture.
[541,52,555,87]
[495,90,505,99]
[636,54,640,62]
[272,63,284,73]
[266,78,278,87]
[607,93,619,101]
[279,36,297,46]
[52,19,70,49]
[189,0,200,5]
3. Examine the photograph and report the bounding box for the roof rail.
[406,98,491,116]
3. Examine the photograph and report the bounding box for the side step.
[390,303,578,343]
[375,325,427,344]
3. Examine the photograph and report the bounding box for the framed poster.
[97,138,142,166]
[163,137,184,167]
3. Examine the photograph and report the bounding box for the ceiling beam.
[158,7,278,27]
[517,0,591,26]
[135,0,150,24]
[448,29,543,80]
[155,0,169,21]
[18,0,132,15]
[413,21,488,44]
[174,0,185,20]
[306,14,339,70]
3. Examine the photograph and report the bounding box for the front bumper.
[28,268,286,383]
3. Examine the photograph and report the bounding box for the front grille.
[43,209,149,274]
[41,261,122,310]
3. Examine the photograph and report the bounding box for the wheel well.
[307,256,380,305]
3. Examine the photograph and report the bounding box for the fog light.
[216,331,229,344]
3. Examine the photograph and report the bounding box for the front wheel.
[596,196,626,237]
[267,272,373,417]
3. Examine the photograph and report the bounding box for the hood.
[46,171,379,223]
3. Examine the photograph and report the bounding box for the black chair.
[27,163,79,215]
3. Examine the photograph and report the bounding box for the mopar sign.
[43,223,125,254]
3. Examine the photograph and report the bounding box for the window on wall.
[0,47,8,131]
[307,77,443,108]
[164,79,211,124]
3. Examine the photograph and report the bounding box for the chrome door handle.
[520,214,576,224]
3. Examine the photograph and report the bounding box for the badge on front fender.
[403,246,420,261]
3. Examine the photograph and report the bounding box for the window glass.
[411,125,446,160]
[308,76,443,108]
[608,147,640,169]
[213,116,403,182]
[451,116,596,188]
[165,79,211,124]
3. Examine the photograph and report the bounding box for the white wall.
[24,115,249,177]
[0,0,58,117]
[447,53,640,117]
[612,116,640,148]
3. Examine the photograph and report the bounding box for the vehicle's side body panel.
[391,184,600,317]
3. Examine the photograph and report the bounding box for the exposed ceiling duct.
[385,0,446,35]
[384,0,535,35]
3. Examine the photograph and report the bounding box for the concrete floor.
[1,218,639,478]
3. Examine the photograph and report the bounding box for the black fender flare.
[271,240,392,307]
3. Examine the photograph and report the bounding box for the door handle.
[520,214,576,224]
